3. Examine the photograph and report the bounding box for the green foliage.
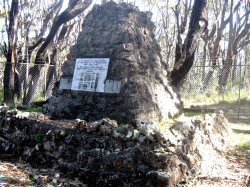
[28,174,35,185]
[34,133,42,142]
[60,129,66,137]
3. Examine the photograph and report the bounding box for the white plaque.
[71,58,109,92]
[59,77,72,90]
[104,80,121,93]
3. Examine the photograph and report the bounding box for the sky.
[0,0,172,43]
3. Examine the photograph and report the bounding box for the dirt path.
[192,152,250,187]
[0,151,249,186]
[191,122,250,187]
[0,160,87,186]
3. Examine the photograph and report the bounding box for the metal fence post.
[44,64,47,100]
[237,58,242,119]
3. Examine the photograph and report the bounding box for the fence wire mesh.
[0,62,61,106]
[179,64,250,121]
[0,61,249,121]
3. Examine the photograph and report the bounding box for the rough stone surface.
[0,109,230,186]
[43,2,182,123]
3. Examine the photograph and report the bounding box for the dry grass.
[0,161,31,186]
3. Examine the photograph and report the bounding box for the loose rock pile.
[0,108,230,186]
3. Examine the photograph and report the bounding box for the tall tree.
[218,0,250,90]
[3,0,19,106]
[202,0,231,91]
[170,0,207,87]
[45,21,78,98]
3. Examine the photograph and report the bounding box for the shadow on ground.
[187,98,250,124]
[232,129,250,134]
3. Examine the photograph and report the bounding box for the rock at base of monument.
[43,81,182,123]
[0,109,230,186]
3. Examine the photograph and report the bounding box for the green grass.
[227,122,250,156]
[0,87,46,107]
[229,141,250,157]
[181,89,250,107]
[184,111,202,117]
[159,117,177,125]
[241,141,250,149]
[181,91,219,106]
[181,87,250,160]
[0,87,44,113]
[19,105,43,113]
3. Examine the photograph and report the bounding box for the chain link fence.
[0,62,62,106]
[0,60,249,120]
[179,63,250,121]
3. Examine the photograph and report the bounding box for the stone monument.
[44,2,182,123]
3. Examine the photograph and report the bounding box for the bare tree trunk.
[4,60,15,106]
[218,59,233,91]
[170,0,207,87]
[22,65,42,105]
[231,57,237,81]
[202,0,237,91]
[45,65,57,99]
[242,47,248,85]
[218,2,235,91]
[45,49,57,99]
[218,1,250,91]
[3,0,19,107]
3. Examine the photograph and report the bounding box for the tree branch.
[35,0,92,63]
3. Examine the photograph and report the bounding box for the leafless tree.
[170,0,207,88]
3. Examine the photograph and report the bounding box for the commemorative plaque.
[71,58,109,92]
